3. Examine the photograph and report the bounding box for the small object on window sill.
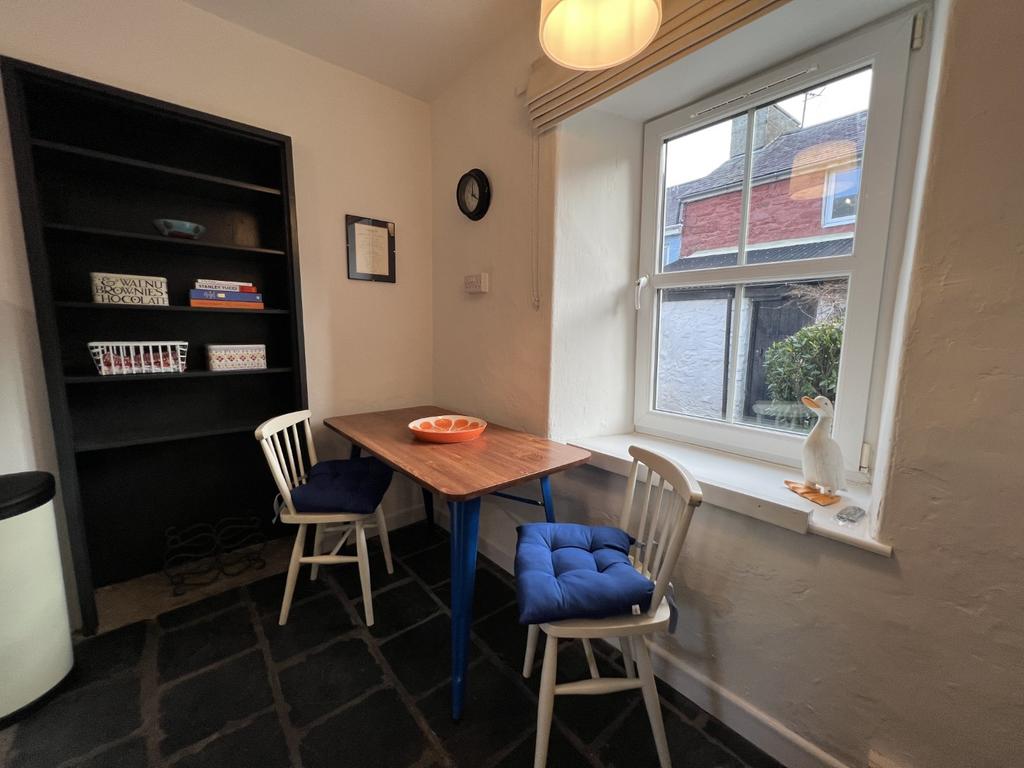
[835,506,866,525]
[784,479,841,506]
[800,395,847,494]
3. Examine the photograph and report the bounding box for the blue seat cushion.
[290,457,392,514]
[514,523,654,624]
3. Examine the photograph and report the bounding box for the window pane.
[733,279,849,434]
[655,280,849,434]
[826,167,860,224]
[745,69,871,264]
[662,114,747,272]
[655,287,734,419]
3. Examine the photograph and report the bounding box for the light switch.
[464,272,490,294]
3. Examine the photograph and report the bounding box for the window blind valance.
[526,0,792,133]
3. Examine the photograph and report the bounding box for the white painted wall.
[656,298,730,419]
[429,1,1024,767]
[429,12,550,437]
[0,0,435,625]
[548,109,641,441]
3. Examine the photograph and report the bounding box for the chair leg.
[355,522,374,627]
[310,523,323,581]
[581,639,600,679]
[523,624,540,678]
[534,633,559,768]
[279,523,307,626]
[634,636,671,768]
[375,505,394,575]
[621,636,636,679]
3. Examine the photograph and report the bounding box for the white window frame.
[822,166,861,227]
[635,14,915,474]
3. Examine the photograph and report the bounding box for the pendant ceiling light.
[539,0,663,71]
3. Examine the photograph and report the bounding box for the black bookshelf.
[2,58,308,632]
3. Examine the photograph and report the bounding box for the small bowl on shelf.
[153,219,206,239]
[409,415,487,444]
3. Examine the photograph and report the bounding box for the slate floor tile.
[522,642,635,744]
[262,592,354,662]
[158,605,257,682]
[66,620,147,689]
[599,703,743,768]
[495,728,593,768]
[159,650,273,756]
[300,688,430,768]
[330,547,409,599]
[419,659,535,766]
[656,677,701,721]
[359,579,442,638]
[472,603,533,673]
[246,571,330,616]
[705,717,786,768]
[77,736,148,768]
[157,589,244,630]
[386,519,449,557]
[0,527,775,768]
[279,637,383,726]
[379,614,479,696]
[169,711,291,768]
[431,567,517,619]
[400,542,451,586]
[9,675,141,768]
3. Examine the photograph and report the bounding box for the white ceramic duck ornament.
[800,395,846,494]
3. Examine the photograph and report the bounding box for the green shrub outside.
[763,320,843,403]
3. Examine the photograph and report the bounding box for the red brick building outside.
[663,110,866,270]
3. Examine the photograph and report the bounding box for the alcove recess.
[2,57,308,632]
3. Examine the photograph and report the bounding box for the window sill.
[569,432,892,557]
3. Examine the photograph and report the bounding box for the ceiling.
[184,0,538,101]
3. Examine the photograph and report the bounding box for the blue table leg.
[449,497,481,720]
[421,487,435,525]
[349,444,361,460]
[540,475,555,523]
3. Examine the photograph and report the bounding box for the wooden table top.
[324,405,591,501]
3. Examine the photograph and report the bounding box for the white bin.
[0,472,73,719]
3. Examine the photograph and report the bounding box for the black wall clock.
[456,168,491,221]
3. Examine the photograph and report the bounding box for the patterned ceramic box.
[206,344,267,371]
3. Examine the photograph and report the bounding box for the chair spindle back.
[618,446,703,615]
[254,410,319,518]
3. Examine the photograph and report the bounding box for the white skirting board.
[421,506,856,768]
[643,639,852,768]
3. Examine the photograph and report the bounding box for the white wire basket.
[88,341,188,375]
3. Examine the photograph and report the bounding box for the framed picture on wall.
[345,214,396,283]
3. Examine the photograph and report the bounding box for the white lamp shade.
[540,0,663,71]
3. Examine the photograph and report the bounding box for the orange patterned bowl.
[409,415,488,443]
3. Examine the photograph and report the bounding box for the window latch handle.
[634,274,649,311]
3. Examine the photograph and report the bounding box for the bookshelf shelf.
[55,301,289,316]
[44,223,287,257]
[64,367,293,384]
[32,138,283,199]
[4,57,307,630]
[74,424,259,453]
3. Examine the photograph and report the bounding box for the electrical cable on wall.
[531,131,541,310]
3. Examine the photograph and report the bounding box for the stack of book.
[189,279,264,310]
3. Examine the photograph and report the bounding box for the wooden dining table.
[324,405,591,719]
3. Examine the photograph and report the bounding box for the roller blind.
[527,0,793,132]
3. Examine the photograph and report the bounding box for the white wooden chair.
[521,446,703,768]
[255,410,393,627]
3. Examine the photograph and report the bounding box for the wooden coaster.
[784,480,841,506]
